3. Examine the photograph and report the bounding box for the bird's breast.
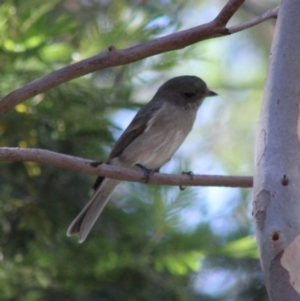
[119,104,196,170]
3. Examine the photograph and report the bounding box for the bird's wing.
[108,100,163,160]
[93,99,163,191]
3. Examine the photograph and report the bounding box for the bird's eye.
[183,92,196,98]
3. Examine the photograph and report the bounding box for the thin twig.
[0,147,253,188]
[229,6,279,34]
[0,0,278,114]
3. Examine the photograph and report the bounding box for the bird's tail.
[67,178,120,243]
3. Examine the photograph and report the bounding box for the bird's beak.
[206,89,218,97]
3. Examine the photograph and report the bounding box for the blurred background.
[0,0,279,300]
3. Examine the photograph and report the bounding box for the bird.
[67,75,217,243]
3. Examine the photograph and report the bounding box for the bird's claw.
[90,161,103,167]
[179,171,194,191]
[135,164,152,183]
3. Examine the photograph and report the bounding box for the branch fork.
[0,0,278,188]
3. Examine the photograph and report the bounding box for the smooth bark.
[0,147,252,188]
[0,0,279,114]
[253,1,300,299]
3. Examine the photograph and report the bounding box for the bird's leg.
[179,171,194,191]
[135,164,153,183]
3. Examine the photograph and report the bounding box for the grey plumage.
[67,75,217,243]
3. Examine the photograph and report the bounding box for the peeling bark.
[253,0,300,299]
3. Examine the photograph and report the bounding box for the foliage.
[0,0,273,300]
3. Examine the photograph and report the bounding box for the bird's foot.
[179,171,194,191]
[135,164,153,183]
[90,160,103,167]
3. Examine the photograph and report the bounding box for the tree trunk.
[253,0,300,300]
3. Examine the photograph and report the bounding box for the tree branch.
[0,0,278,114]
[0,147,253,188]
[214,0,245,25]
[229,6,279,34]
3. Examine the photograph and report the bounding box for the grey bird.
[67,75,217,243]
